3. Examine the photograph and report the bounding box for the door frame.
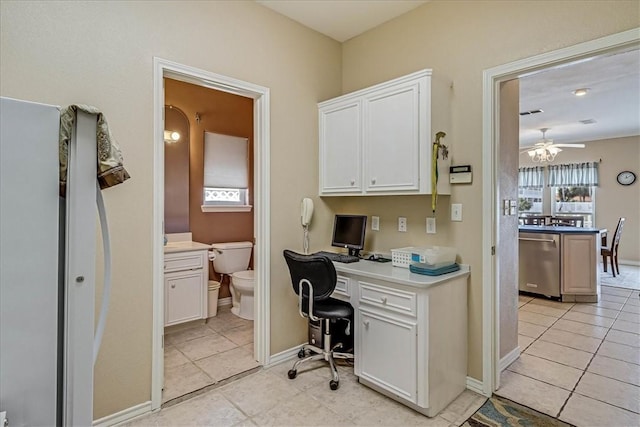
[152,57,271,409]
[482,28,639,396]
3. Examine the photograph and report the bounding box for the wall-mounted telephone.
[301,198,314,227]
[301,198,314,254]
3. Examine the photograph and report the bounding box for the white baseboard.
[265,344,303,368]
[499,346,520,372]
[93,400,152,426]
[217,297,232,307]
[466,376,485,396]
[620,259,640,267]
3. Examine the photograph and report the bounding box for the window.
[202,132,251,212]
[551,186,595,227]
[518,166,544,215]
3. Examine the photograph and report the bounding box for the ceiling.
[256,1,640,148]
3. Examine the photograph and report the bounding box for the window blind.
[203,132,249,188]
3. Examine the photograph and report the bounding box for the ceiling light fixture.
[572,88,590,96]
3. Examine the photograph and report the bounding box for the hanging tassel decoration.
[431,131,448,213]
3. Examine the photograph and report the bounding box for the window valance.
[548,162,599,187]
[518,166,544,189]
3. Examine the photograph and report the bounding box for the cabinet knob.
[380,297,387,304]
[350,179,355,186]
[363,320,370,328]
[371,178,376,184]
[171,284,176,289]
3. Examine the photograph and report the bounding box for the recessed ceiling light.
[573,88,590,96]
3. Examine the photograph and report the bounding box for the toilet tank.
[210,241,253,274]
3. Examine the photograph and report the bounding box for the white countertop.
[334,260,469,289]
[164,241,211,254]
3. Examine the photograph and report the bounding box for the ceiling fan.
[520,128,585,162]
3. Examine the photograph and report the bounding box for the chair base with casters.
[287,318,353,390]
[283,249,354,391]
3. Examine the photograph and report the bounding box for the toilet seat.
[231,270,254,320]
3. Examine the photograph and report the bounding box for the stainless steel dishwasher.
[519,232,561,297]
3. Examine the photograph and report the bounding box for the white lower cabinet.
[164,249,208,327]
[358,308,417,403]
[164,270,205,326]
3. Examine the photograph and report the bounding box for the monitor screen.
[331,214,367,257]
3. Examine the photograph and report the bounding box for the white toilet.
[209,241,254,320]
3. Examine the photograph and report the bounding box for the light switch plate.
[451,204,462,222]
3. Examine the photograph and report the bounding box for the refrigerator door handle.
[93,182,112,366]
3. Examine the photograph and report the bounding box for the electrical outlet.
[398,217,407,232]
[451,204,463,222]
[371,216,380,231]
[426,217,436,234]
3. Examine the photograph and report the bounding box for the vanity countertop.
[164,241,211,254]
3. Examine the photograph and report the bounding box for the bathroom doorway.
[161,79,259,404]
[152,58,271,410]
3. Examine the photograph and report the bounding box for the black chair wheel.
[288,369,297,379]
[329,380,339,390]
[297,349,306,358]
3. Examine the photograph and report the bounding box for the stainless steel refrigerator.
[0,97,104,426]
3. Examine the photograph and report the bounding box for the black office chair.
[283,249,354,390]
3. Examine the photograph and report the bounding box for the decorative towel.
[59,104,130,196]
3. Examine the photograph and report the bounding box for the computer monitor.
[331,214,367,257]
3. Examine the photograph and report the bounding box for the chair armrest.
[297,278,319,321]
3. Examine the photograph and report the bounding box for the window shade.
[548,162,599,187]
[203,132,249,188]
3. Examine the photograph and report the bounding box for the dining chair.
[601,217,625,277]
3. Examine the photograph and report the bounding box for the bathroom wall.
[165,78,254,299]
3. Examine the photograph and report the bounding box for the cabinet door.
[358,309,417,403]
[562,234,597,295]
[319,99,362,194]
[363,80,425,193]
[165,270,204,326]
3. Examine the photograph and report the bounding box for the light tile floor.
[497,281,640,426]
[126,359,487,426]
[163,306,259,404]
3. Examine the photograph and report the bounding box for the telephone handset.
[301,198,314,227]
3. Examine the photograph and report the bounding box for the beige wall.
[0,0,341,418]
[1,0,638,419]
[520,135,640,262]
[339,0,639,380]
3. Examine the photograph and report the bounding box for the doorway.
[152,58,271,410]
[482,29,639,396]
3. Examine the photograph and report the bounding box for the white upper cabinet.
[319,69,450,196]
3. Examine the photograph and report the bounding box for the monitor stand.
[348,248,361,257]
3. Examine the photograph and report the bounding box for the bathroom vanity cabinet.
[163,243,210,326]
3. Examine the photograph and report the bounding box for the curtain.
[518,166,544,188]
[548,162,599,187]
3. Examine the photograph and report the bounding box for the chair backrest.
[550,216,584,227]
[611,217,625,250]
[522,216,545,225]
[283,250,337,301]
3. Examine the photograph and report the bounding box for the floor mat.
[463,395,573,427]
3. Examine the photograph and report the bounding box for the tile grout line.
[556,291,634,419]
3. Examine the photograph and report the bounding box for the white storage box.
[391,246,457,268]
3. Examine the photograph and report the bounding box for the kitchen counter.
[519,225,606,234]
[333,260,469,289]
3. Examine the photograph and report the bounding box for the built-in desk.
[331,261,470,417]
